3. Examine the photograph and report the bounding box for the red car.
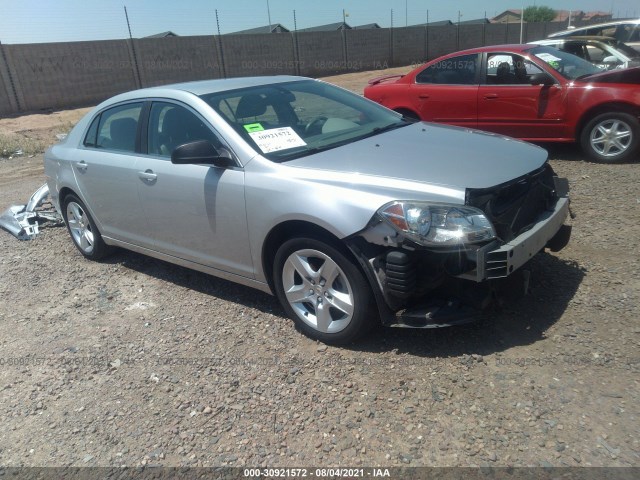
[364,44,640,163]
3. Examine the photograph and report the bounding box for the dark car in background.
[365,45,640,163]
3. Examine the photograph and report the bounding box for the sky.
[0,0,638,44]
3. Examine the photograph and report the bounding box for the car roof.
[148,75,308,96]
[441,44,535,56]
[97,75,312,107]
[550,18,640,36]
[532,37,615,45]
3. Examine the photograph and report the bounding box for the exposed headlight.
[379,201,495,246]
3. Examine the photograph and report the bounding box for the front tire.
[62,194,109,260]
[273,237,376,345]
[580,112,639,163]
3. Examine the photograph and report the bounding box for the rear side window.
[83,115,100,147]
[416,54,477,85]
[94,103,143,153]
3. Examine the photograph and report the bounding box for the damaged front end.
[346,164,572,329]
[0,184,62,240]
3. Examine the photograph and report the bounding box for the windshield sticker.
[248,127,307,153]
[243,123,264,133]
[535,52,562,63]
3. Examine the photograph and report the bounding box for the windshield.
[528,45,602,80]
[613,41,640,58]
[199,80,409,162]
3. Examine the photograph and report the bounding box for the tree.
[523,6,556,22]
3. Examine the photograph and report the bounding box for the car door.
[477,52,568,139]
[73,102,152,246]
[135,101,253,277]
[409,53,479,127]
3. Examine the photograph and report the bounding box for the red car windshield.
[528,46,602,80]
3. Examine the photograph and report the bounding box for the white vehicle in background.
[530,36,640,70]
[548,19,640,53]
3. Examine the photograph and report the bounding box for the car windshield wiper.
[275,139,356,162]
[356,121,411,141]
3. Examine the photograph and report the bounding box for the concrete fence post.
[341,29,348,68]
[0,41,22,113]
[292,32,301,76]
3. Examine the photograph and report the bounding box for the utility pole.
[215,9,226,78]
[267,0,272,31]
[405,0,408,27]
[123,6,141,88]
[124,5,134,40]
[520,4,524,43]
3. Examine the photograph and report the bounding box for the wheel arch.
[261,220,355,294]
[576,102,640,139]
[58,186,79,207]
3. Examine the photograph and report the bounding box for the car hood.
[577,66,640,84]
[285,123,548,191]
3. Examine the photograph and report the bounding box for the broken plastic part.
[0,184,62,240]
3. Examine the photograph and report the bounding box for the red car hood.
[577,66,640,84]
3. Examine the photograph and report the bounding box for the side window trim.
[83,113,101,147]
[139,101,152,154]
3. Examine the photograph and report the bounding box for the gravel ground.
[0,74,639,468]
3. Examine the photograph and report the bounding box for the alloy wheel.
[281,249,355,334]
[66,201,95,254]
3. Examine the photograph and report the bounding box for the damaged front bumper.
[348,182,572,329]
[0,184,62,240]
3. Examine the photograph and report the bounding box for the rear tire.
[580,111,639,163]
[62,194,110,260]
[273,237,376,345]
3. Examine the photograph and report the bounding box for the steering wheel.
[305,116,328,136]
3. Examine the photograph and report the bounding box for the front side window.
[416,54,478,85]
[147,102,221,157]
[485,53,545,85]
[94,103,143,152]
[200,80,408,162]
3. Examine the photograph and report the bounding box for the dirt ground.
[0,68,638,469]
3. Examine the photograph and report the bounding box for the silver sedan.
[45,76,570,344]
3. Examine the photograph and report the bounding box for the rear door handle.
[138,170,157,182]
[76,161,88,172]
[418,94,430,99]
[484,93,499,99]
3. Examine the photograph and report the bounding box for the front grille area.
[466,164,557,242]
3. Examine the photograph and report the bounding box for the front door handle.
[76,161,88,172]
[484,93,499,99]
[418,94,430,99]
[138,170,157,182]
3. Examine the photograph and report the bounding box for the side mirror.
[171,140,235,168]
[602,55,620,65]
[530,73,555,86]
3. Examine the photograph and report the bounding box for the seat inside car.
[496,62,516,84]
[158,106,220,156]
[108,117,137,151]
[235,93,268,122]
